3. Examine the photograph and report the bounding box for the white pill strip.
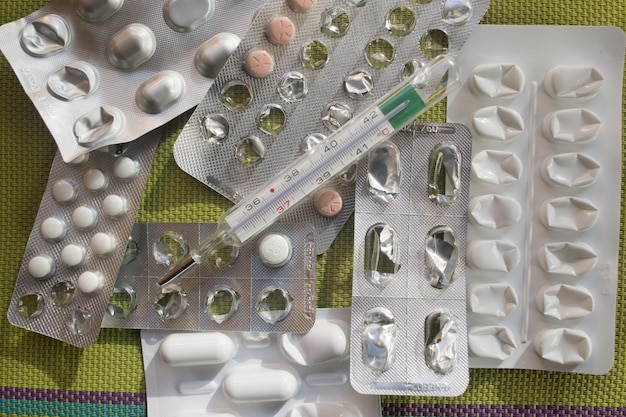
[447,25,624,374]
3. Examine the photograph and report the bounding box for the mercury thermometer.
[159,54,462,286]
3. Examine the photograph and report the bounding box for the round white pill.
[113,156,139,181]
[72,206,98,230]
[60,244,87,267]
[258,233,292,267]
[77,270,104,296]
[40,217,67,242]
[83,168,109,192]
[68,153,89,166]
[52,179,77,204]
[28,254,55,280]
[102,194,128,218]
[90,232,117,257]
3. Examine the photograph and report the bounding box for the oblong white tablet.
[159,332,236,367]
[222,365,300,402]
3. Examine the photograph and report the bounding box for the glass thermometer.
[159,54,462,286]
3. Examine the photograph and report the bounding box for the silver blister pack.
[173,0,490,254]
[8,130,160,347]
[350,123,472,396]
[102,221,317,333]
[447,25,625,374]
[0,0,264,162]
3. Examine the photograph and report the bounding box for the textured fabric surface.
[1,1,625,416]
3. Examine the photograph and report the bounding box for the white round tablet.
[102,194,128,218]
[113,156,139,181]
[60,244,87,267]
[83,168,109,192]
[52,179,77,204]
[71,206,98,230]
[28,254,55,280]
[258,233,292,267]
[77,270,104,296]
[90,232,117,257]
[40,217,67,242]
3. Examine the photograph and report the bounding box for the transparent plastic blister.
[0,0,264,162]
[173,0,490,253]
[141,308,381,417]
[350,124,472,396]
[102,222,317,333]
[447,25,625,374]
[7,130,160,348]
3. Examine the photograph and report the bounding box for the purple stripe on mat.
[381,403,626,417]
[1,387,146,405]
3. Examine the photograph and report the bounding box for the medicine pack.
[102,221,317,334]
[8,129,160,348]
[350,123,472,396]
[141,308,381,417]
[173,0,490,254]
[0,0,264,162]
[447,25,625,374]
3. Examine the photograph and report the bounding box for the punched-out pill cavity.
[287,0,317,12]
[102,194,128,218]
[244,49,275,78]
[258,233,292,267]
[90,232,117,257]
[314,188,343,217]
[72,206,98,231]
[28,254,56,280]
[60,243,87,268]
[77,270,104,296]
[83,168,109,192]
[265,15,296,45]
[40,217,67,242]
[52,179,78,204]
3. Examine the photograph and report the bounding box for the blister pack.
[447,25,625,374]
[349,124,472,396]
[173,0,490,253]
[141,308,381,417]
[101,221,317,333]
[0,0,264,162]
[8,130,160,348]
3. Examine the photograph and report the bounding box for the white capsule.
[77,270,104,295]
[222,365,300,403]
[52,179,78,204]
[90,232,117,257]
[40,217,67,242]
[28,254,55,280]
[258,233,292,267]
[113,156,139,181]
[60,244,87,267]
[159,332,236,367]
[102,194,128,218]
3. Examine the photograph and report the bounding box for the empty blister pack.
[173,0,490,253]
[350,124,472,396]
[447,25,625,374]
[0,0,264,162]
[8,130,160,347]
[102,221,317,333]
[141,308,381,417]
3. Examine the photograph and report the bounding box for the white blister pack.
[173,0,490,254]
[0,0,264,162]
[8,130,160,348]
[447,25,625,374]
[102,221,317,334]
[350,124,472,396]
[141,308,381,417]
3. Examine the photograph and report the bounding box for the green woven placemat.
[1,1,625,416]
